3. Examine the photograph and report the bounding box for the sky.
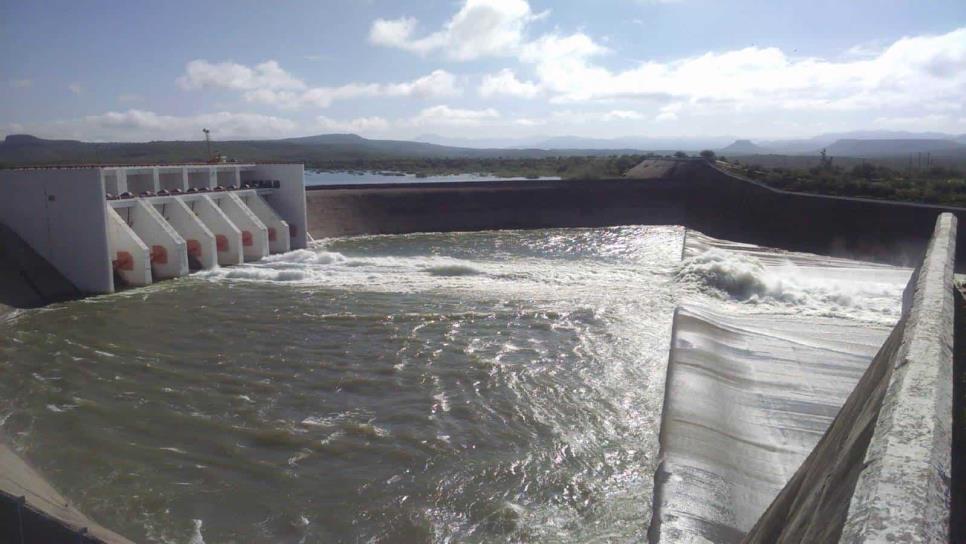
[1,0,965,142]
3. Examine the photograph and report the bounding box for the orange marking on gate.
[186,239,202,258]
[150,245,168,265]
[113,251,134,271]
[242,230,253,247]
[216,234,228,252]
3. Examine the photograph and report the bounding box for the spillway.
[649,231,912,543]
[0,158,959,542]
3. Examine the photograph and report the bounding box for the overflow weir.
[0,159,962,542]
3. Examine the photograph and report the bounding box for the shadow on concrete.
[0,222,80,313]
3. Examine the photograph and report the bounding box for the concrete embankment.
[648,306,894,543]
[1,444,133,543]
[743,213,957,543]
[305,160,966,271]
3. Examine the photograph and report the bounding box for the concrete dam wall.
[0,162,960,542]
[305,160,966,272]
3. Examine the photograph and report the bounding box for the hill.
[822,138,965,157]
[719,139,771,155]
[0,134,649,167]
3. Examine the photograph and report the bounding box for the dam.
[0,160,962,543]
[0,163,308,299]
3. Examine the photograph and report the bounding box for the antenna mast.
[202,128,212,162]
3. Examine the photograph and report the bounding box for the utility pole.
[202,128,212,162]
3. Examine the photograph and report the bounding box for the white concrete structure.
[154,197,217,271]
[211,192,269,262]
[127,200,188,280]
[240,193,291,254]
[0,163,307,293]
[106,208,151,287]
[188,195,243,266]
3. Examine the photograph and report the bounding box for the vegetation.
[722,160,966,207]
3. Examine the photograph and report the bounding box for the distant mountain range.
[1,130,965,167]
[0,133,630,166]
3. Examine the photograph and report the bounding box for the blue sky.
[1,0,964,142]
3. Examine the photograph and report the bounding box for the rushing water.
[0,226,907,543]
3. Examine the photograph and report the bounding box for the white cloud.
[369,0,538,60]
[19,109,299,142]
[68,82,83,94]
[410,105,500,126]
[384,70,461,98]
[655,103,682,122]
[177,60,306,91]
[872,113,965,131]
[520,32,608,63]
[179,60,460,108]
[316,115,390,134]
[531,27,966,117]
[602,110,646,121]
[479,69,540,98]
[369,17,423,50]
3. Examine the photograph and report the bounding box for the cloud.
[371,1,965,125]
[479,69,540,98]
[410,105,500,126]
[68,82,83,94]
[117,93,143,103]
[530,27,966,116]
[384,70,461,98]
[177,60,306,91]
[369,0,539,60]
[315,115,390,133]
[602,110,646,121]
[655,103,682,122]
[520,32,608,63]
[873,113,965,131]
[9,79,32,88]
[179,60,460,108]
[18,109,299,142]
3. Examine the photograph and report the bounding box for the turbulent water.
[0,226,908,543]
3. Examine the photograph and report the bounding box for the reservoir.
[304,170,561,186]
[0,225,908,543]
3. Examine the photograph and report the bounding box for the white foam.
[186,519,205,544]
[676,248,907,323]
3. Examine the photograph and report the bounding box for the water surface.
[304,170,561,186]
[0,226,906,543]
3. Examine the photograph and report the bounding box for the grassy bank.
[720,159,966,207]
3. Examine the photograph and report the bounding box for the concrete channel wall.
[305,160,966,272]
[742,213,957,543]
